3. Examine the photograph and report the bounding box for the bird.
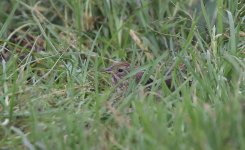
[102,62,177,93]
[102,61,189,117]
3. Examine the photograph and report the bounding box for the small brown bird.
[103,62,142,91]
[103,62,176,92]
[103,62,142,83]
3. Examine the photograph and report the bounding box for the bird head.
[102,62,145,85]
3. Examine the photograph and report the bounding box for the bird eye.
[118,68,124,72]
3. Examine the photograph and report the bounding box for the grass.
[0,0,245,149]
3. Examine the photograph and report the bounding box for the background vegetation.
[0,0,244,149]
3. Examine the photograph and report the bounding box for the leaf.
[129,29,154,61]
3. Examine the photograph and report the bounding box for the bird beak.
[101,67,112,74]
